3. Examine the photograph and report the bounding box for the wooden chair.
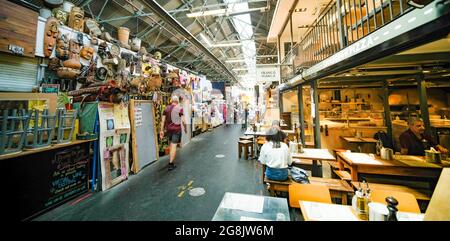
[238,140,253,160]
[288,183,332,208]
[370,189,421,213]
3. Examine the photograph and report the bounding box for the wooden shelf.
[321,102,369,105]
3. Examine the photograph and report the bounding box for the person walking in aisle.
[243,104,249,129]
[160,95,187,170]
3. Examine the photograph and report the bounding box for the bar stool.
[239,136,253,141]
[238,140,253,160]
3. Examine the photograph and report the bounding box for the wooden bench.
[328,161,340,170]
[334,170,352,182]
[264,176,354,205]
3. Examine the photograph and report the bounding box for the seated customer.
[399,117,448,156]
[271,120,289,143]
[271,120,281,130]
[259,127,293,181]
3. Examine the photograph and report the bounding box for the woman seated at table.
[259,127,293,181]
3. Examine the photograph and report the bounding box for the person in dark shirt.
[399,117,448,156]
[160,95,187,170]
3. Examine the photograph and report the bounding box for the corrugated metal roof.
[17,0,278,83]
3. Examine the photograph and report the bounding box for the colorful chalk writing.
[45,145,89,208]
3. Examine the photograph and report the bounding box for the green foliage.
[57,92,70,108]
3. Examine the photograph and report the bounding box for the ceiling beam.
[139,1,237,83]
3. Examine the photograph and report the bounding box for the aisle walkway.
[35,125,267,221]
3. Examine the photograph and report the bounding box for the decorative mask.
[110,44,120,58]
[48,58,61,71]
[96,67,107,81]
[138,46,147,57]
[90,32,99,45]
[76,32,84,46]
[68,7,84,32]
[142,63,152,77]
[154,51,162,61]
[97,41,108,59]
[44,17,59,58]
[55,33,69,60]
[117,59,127,73]
[52,8,68,25]
[151,65,161,75]
[160,63,168,78]
[62,39,81,70]
[69,39,80,60]
[80,46,94,60]
[152,74,162,89]
[84,18,102,37]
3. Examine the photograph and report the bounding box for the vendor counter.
[318,119,387,153]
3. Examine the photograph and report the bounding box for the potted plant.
[57,92,72,110]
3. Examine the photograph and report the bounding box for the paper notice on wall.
[114,104,130,129]
[134,107,143,127]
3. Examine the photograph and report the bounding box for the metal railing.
[280,0,414,81]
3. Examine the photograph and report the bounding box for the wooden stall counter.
[336,152,449,184]
[2,139,96,220]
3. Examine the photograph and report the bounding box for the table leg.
[251,135,258,160]
[341,193,348,205]
[312,160,322,177]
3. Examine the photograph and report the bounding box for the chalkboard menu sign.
[3,140,91,220]
[45,145,89,209]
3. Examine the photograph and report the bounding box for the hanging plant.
[57,92,72,110]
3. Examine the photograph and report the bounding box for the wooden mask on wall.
[44,17,60,58]
[55,33,69,60]
[52,8,68,25]
[80,46,94,60]
[68,7,84,32]
[69,39,80,60]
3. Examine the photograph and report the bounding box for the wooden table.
[340,136,378,152]
[292,148,336,177]
[299,201,425,221]
[212,192,290,221]
[336,152,450,184]
[350,181,432,202]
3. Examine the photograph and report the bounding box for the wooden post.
[417,74,431,130]
[297,85,305,145]
[383,80,393,146]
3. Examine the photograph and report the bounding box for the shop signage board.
[0,0,38,57]
[98,102,130,191]
[129,100,158,173]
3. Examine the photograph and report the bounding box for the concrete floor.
[35,124,271,221]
